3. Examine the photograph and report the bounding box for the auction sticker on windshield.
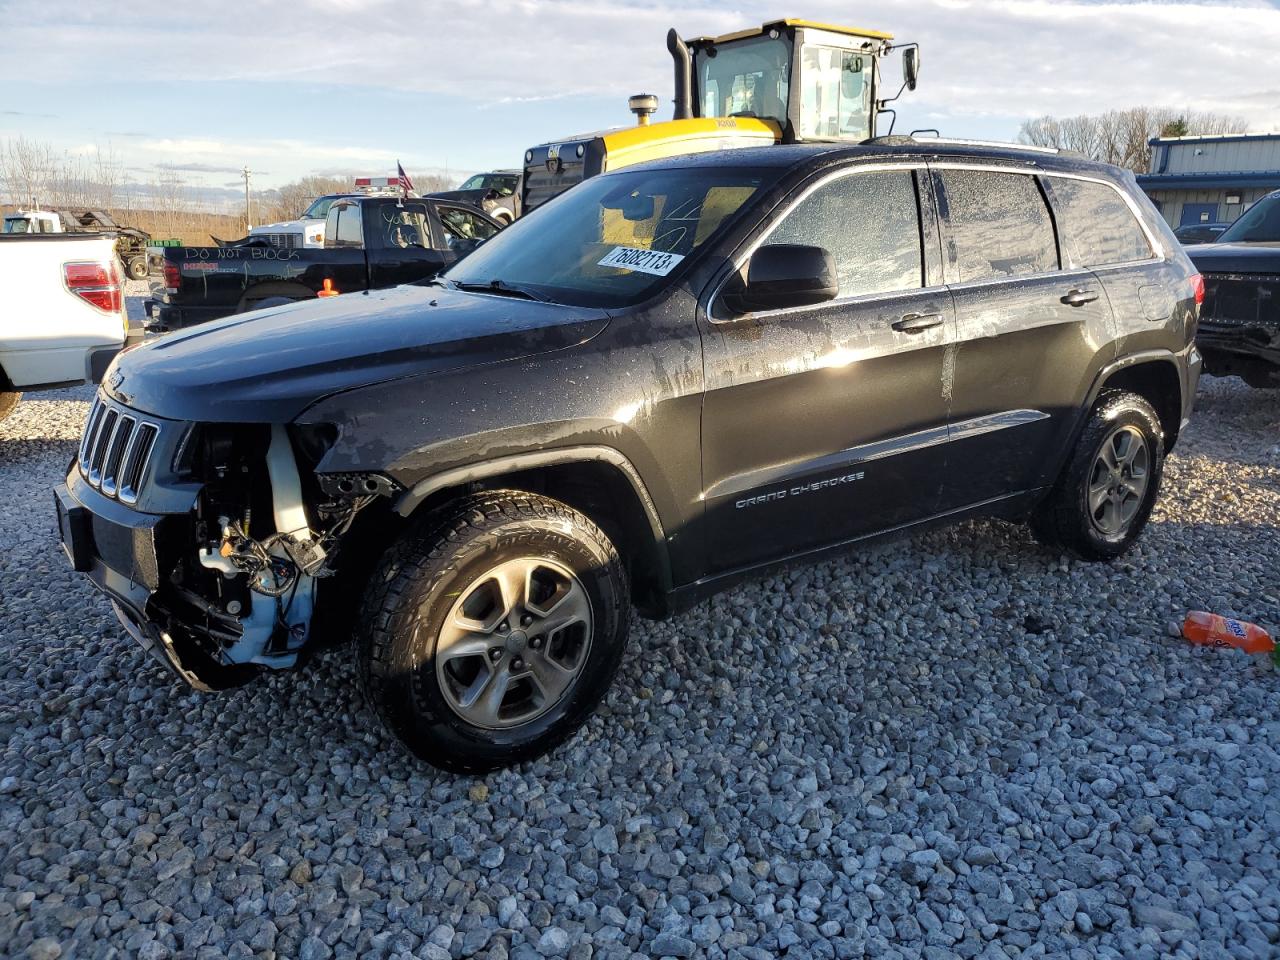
[597,246,685,277]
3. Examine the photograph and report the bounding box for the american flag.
[396,161,414,196]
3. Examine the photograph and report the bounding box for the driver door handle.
[892,312,944,333]
[1061,288,1100,307]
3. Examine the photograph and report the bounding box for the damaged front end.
[59,393,395,690]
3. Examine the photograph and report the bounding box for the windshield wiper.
[451,278,547,302]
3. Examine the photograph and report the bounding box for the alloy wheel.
[1087,425,1150,536]
[434,557,593,729]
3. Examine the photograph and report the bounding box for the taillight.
[64,260,123,314]
[1191,273,1205,306]
[163,261,181,292]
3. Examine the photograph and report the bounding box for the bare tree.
[260,175,353,223]
[1018,107,1250,172]
[0,137,60,207]
[147,173,193,239]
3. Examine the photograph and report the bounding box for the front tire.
[126,256,148,281]
[1032,391,1165,561]
[359,491,630,773]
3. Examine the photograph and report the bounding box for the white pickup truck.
[0,233,128,422]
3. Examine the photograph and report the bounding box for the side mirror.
[721,244,838,315]
[903,47,920,92]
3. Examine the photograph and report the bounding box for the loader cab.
[521,19,916,212]
[687,21,890,144]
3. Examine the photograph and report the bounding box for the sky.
[2,0,1279,206]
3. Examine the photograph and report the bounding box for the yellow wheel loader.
[521,19,920,211]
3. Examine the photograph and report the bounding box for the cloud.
[155,162,245,175]
[1,0,1277,184]
[3,0,1271,127]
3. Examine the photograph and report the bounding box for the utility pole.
[241,166,253,229]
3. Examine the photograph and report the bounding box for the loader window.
[798,46,872,141]
[446,166,776,308]
[697,35,791,125]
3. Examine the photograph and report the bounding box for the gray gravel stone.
[1,342,1278,959]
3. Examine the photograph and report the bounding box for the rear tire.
[358,491,630,773]
[1242,367,1280,389]
[245,296,297,312]
[126,256,148,281]
[0,391,19,423]
[1031,391,1165,561]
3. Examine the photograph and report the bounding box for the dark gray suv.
[57,138,1202,771]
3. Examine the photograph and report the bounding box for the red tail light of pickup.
[64,260,123,314]
[162,261,181,293]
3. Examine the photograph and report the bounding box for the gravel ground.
[3,293,1279,959]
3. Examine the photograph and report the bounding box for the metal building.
[1137,132,1280,230]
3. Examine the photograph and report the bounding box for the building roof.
[1148,132,1280,147]
[1137,171,1280,191]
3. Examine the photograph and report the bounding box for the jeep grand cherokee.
[56,139,1202,772]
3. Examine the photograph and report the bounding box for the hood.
[105,284,610,423]
[428,189,489,203]
[249,218,320,234]
[1186,242,1280,275]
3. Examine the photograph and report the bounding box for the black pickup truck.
[1186,189,1280,387]
[144,196,500,332]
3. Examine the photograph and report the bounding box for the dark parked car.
[1174,221,1230,245]
[57,139,1201,771]
[428,170,523,225]
[1185,190,1280,387]
[144,196,500,332]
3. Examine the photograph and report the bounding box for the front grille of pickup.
[1201,272,1280,328]
[256,232,301,249]
[78,395,161,506]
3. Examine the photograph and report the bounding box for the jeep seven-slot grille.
[78,395,160,505]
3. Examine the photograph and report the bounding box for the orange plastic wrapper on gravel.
[1182,612,1275,655]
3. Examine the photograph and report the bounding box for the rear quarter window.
[934,169,1059,283]
[1048,177,1153,266]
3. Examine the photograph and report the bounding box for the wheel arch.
[235,281,316,314]
[393,447,674,617]
[1086,351,1184,450]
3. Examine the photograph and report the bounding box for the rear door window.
[767,169,924,298]
[934,169,1059,283]
[1048,177,1154,266]
[373,203,432,250]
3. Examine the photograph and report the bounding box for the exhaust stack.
[666,29,693,120]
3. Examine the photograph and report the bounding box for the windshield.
[1217,193,1280,243]
[446,166,776,308]
[696,35,792,125]
[460,174,519,196]
[3,218,29,234]
[303,197,339,220]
